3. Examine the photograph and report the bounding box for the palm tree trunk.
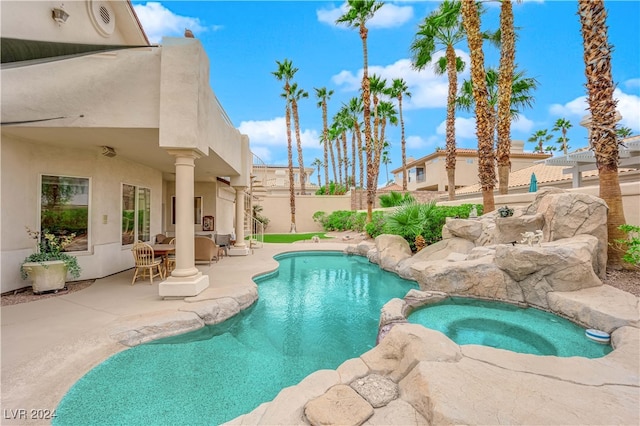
[461,0,495,213]
[335,135,343,186]
[351,132,357,188]
[355,121,364,209]
[322,101,330,194]
[360,23,374,222]
[285,101,296,232]
[497,0,515,195]
[445,43,458,201]
[399,95,407,191]
[292,99,306,195]
[329,139,338,185]
[342,132,349,187]
[579,0,627,268]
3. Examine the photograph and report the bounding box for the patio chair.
[214,233,231,257]
[165,238,176,273]
[131,242,164,285]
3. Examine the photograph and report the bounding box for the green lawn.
[257,232,330,244]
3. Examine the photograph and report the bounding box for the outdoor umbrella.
[529,173,538,192]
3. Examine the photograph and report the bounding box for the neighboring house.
[252,161,319,196]
[391,141,551,192]
[1,1,252,297]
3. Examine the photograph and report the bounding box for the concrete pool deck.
[1,236,639,425]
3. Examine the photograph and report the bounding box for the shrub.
[315,181,348,195]
[365,211,387,238]
[378,191,415,208]
[615,224,640,266]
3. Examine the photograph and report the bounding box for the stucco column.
[172,152,199,276]
[233,186,247,248]
[159,149,209,297]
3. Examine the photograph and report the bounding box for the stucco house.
[391,140,551,192]
[1,0,253,297]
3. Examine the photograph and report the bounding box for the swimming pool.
[407,297,612,358]
[54,252,418,425]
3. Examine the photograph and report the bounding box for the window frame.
[121,183,152,246]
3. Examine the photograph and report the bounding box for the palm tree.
[289,82,309,194]
[578,0,627,268]
[346,96,365,208]
[374,101,397,187]
[528,129,553,153]
[461,0,495,212]
[616,126,633,140]
[458,69,537,157]
[272,59,298,232]
[327,123,340,184]
[552,118,572,155]
[496,0,518,195]
[315,87,333,194]
[386,78,411,191]
[381,146,391,185]
[336,0,384,223]
[311,158,323,187]
[411,0,465,200]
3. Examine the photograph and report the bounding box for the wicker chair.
[131,242,164,285]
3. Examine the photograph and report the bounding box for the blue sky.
[132,0,640,183]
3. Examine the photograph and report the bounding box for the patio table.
[151,243,175,275]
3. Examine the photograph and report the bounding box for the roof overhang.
[0,38,152,69]
[542,137,640,173]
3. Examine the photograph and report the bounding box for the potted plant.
[20,227,82,294]
[497,206,515,218]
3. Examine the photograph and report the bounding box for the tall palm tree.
[272,59,298,232]
[373,100,397,187]
[386,78,411,191]
[382,147,391,185]
[289,82,309,194]
[528,129,553,153]
[340,102,358,189]
[327,123,340,185]
[578,0,627,268]
[315,87,333,194]
[457,68,537,145]
[552,118,572,155]
[311,158,323,187]
[336,0,384,222]
[496,0,518,195]
[616,126,633,139]
[411,0,465,200]
[461,0,495,212]
[369,74,387,155]
[346,96,365,208]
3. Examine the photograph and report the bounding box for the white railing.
[246,216,264,249]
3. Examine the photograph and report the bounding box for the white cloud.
[331,51,471,110]
[548,88,640,132]
[250,146,273,163]
[436,117,477,139]
[624,78,640,89]
[511,115,535,134]
[318,2,413,29]
[239,117,320,148]
[133,2,212,43]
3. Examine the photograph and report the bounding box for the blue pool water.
[54,252,417,425]
[408,297,612,358]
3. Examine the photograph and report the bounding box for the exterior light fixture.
[101,146,116,157]
[52,4,70,25]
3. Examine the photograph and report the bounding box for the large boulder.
[494,213,545,244]
[412,256,524,302]
[375,234,412,272]
[528,189,608,277]
[494,235,602,308]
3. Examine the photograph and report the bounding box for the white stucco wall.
[1,137,163,293]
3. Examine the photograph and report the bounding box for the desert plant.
[364,211,387,239]
[498,205,514,217]
[378,191,415,207]
[415,235,426,252]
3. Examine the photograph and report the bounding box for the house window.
[122,184,151,245]
[41,175,89,252]
[416,167,425,183]
[170,196,203,226]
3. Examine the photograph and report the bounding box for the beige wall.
[437,181,640,227]
[257,195,352,233]
[1,137,163,292]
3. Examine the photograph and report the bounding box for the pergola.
[543,136,640,187]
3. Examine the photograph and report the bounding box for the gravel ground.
[603,268,640,297]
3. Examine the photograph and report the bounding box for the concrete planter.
[21,260,68,293]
